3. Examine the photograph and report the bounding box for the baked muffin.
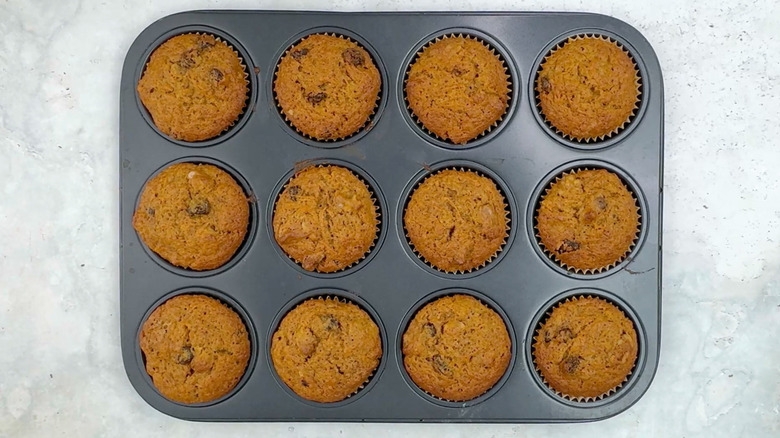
[404,169,508,272]
[533,296,638,399]
[536,35,641,141]
[405,35,511,144]
[535,168,639,272]
[274,34,381,140]
[273,165,378,273]
[139,294,251,404]
[270,297,382,403]
[133,162,249,271]
[137,33,248,142]
[403,294,511,401]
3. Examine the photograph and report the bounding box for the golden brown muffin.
[273,165,378,273]
[536,168,639,272]
[273,34,381,140]
[139,294,251,404]
[405,36,511,144]
[137,34,248,142]
[270,298,382,403]
[533,296,638,399]
[404,169,508,272]
[403,294,511,401]
[133,162,249,271]
[536,35,640,141]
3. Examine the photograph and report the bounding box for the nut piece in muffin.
[137,33,248,142]
[133,162,249,271]
[273,165,378,273]
[536,35,641,141]
[535,168,639,273]
[403,294,511,401]
[405,36,510,144]
[404,169,508,273]
[274,34,381,140]
[139,294,251,404]
[270,297,382,403]
[533,296,638,400]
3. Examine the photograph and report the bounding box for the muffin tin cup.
[266,289,388,408]
[399,28,518,150]
[134,287,259,408]
[529,29,649,150]
[266,159,386,278]
[132,156,260,278]
[525,288,647,408]
[397,160,516,279]
[527,159,648,279]
[135,26,257,147]
[396,288,516,408]
[121,10,663,423]
[269,28,388,148]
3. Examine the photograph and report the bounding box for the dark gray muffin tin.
[120,10,663,422]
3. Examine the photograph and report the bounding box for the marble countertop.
[1,0,778,436]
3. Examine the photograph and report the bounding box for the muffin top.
[536,36,640,141]
[405,36,510,144]
[270,298,382,403]
[274,34,381,140]
[536,168,639,272]
[133,162,249,271]
[404,169,508,272]
[139,294,251,404]
[533,296,638,399]
[273,165,378,273]
[403,294,511,401]
[137,34,248,142]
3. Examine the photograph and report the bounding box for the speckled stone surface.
[0,1,778,437]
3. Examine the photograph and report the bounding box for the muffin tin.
[120,10,663,422]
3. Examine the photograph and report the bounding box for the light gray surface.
[0,0,778,436]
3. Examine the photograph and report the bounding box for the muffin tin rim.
[395,287,517,408]
[133,25,258,147]
[132,156,260,278]
[265,288,389,408]
[134,286,259,408]
[528,27,650,150]
[396,159,518,279]
[524,287,648,408]
[397,27,519,150]
[265,158,388,278]
[267,26,389,149]
[525,158,649,279]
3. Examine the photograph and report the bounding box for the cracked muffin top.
[532,296,638,399]
[139,294,251,404]
[270,298,382,403]
[133,162,249,271]
[404,169,508,273]
[535,168,639,273]
[273,34,381,140]
[137,33,248,142]
[272,165,378,273]
[402,294,511,401]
